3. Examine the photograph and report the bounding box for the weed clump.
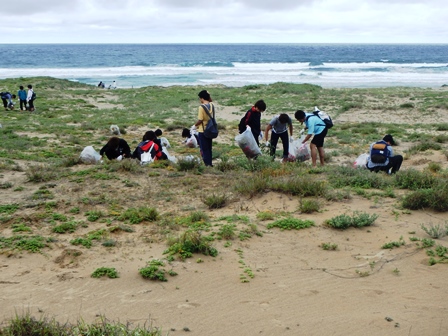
[325,211,378,230]
[267,218,314,230]
[91,267,119,278]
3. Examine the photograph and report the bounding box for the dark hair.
[143,130,156,141]
[383,134,396,146]
[294,110,306,121]
[107,137,120,148]
[20,85,24,90]
[182,128,191,138]
[11,94,16,99]
[27,84,32,89]
[279,113,290,124]
[155,129,163,137]
[198,90,212,102]
[254,99,266,111]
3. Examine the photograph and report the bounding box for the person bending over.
[367,134,403,174]
[100,137,131,160]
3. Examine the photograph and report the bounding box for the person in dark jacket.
[238,99,266,145]
[366,134,403,174]
[100,137,131,160]
[1,92,16,110]
[132,131,167,161]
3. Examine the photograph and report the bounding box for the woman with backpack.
[26,84,35,111]
[191,90,215,167]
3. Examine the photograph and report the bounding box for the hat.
[383,134,396,145]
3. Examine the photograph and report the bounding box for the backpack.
[31,92,36,100]
[201,104,219,139]
[238,110,252,134]
[305,107,333,129]
[370,140,389,163]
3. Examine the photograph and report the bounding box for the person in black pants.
[366,134,403,174]
[264,113,293,163]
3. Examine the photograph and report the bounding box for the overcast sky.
[2,0,447,44]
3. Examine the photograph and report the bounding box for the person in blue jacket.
[366,134,403,174]
[294,109,328,167]
[17,86,27,111]
[1,92,16,110]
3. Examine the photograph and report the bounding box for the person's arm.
[302,134,312,144]
[265,124,272,142]
[289,123,293,137]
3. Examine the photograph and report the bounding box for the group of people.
[99,88,403,175]
[1,84,35,111]
[100,129,168,162]
[97,81,117,90]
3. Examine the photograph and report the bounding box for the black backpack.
[202,104,219,139]
[370,140,389,163]
[31,92,36,100]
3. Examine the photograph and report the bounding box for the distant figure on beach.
[98,81,105,89]
[26,85,35,112]
[264,113,293,163]
[367,134,403,174]
[17,86,27,111]
[100,137,131,160]
[111,81,117,89]
[238,99,266,146]
[192,90,215,167]
[132,130,167,161]
[294,109,328,167]
[1,91,16,110]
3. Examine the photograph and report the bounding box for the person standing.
[192,90,215,167]
[26,84,35,111]
[264,113,293,163]
[17,86,27,111]
[238,99,266,146]
[294,109,327,167]
[366,134,403,174]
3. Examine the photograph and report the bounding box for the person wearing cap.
[192,90,215,167]
[366,134,403,174]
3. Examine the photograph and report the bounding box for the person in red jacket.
[238,99,266,146]
[132,131,167,161]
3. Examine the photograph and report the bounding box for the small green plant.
[256,211,275,221]
[119,206,159,224]
[393,268,400,275]
[267,218,314,230]
[11,223,32,233]
[202,193,228,209]
[325,212,378,230]
[52,221,78,234]
[0,235,47,253]
[355,270,370,277]
[217,224,237,240]
[164,229,218,260]
[139,259,175,282]
[382,236,405,249]
[420,223,446,239]
[85,210,104,222]
[91,267,119,278]
[300,199,320,213]
[320,242,338,250]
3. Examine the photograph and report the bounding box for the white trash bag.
[162,147,177,163]
[354,153,369,169]
[235,126,261,159]
[296,139,311,162]
[79,146,101,164]
[160,137,171,148]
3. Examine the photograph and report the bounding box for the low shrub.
[91,267,119,278]
[325,211,378,230]
[267,218,314,230]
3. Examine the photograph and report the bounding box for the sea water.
[1,44,447,88]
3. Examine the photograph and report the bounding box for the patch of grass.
[202,193,228,209]
[25,164,58,182]
[382,236,405,249]
[300,199,320,213]
[119,207,159,224]
[216,224,237,240]
[139,259,177,282]
[256,211,275,221]
[85,210,104,222]
[320,242,338,250]
[0,204,19,215]
[267,218,314,230]
[325,211,378,230]
[0,235,48,253]
[52,221,79,234]
[91,267,119,278]
[164,229,218,260]
[420,223,447,239]
[426,244,448,265]
[11,223,32,233]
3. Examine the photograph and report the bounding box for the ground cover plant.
[1,77,448,333]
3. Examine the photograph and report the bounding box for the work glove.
[289,136,294,143]
[116,155,123,161]
[191,125,196,131]
[265,141,270,147]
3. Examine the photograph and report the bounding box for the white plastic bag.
[235,126,261,159]
[288,139,302,161]
[354,153,369,169]
[162,147,177,163]
[160,137,171,148]
[296,141,311,162]
[185,129,198,148]
[79,146,101,164]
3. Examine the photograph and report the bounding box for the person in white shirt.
[26,84,35,111]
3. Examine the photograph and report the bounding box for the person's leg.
[310,143,318,166]
[270,132,280,158]
[1,98,7,109]
[29,100,34,111]
[317,146,325,166]
[198,133,213,166]
[279,131,289,159]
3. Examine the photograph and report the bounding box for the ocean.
[1,44,447,89]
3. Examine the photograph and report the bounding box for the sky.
[2,0,447,44]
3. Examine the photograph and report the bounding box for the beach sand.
[1,94,448,336]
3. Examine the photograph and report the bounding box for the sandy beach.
[1,79,448,335]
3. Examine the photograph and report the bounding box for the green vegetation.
[91,267,119,278]
[267,218,314,230]
[325,212,378,230]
